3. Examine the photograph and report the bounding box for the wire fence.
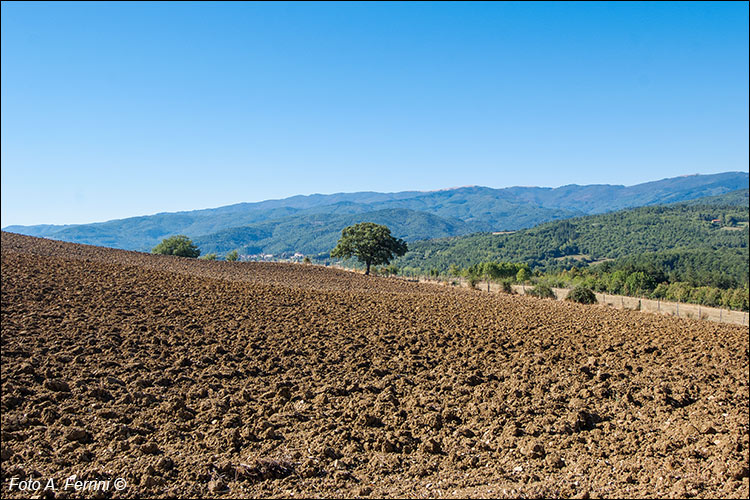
[539,286,747,326]
[328,265,749,326]
[413,276,749,326]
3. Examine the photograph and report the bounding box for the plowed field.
[2,231,748,498]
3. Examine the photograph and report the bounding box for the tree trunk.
[365,261,371,275]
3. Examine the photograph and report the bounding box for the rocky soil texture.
[2,232,748,498]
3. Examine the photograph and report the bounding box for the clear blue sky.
[2,1,748,226]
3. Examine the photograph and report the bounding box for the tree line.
[380,258,749,311]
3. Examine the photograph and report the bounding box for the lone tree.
[331,222,407,276]
[152,235,200,258]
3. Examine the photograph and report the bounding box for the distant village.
[239,251,308,263]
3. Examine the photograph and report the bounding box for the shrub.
[566,285,597,304]
[378,264,399,276]
[152,235,200,258]
[226,250,239,262]
[592,278,608,292]
[199,253,218,261]
[729,288,749,311]
[702,287,722,307]
[516,268,531,283]
[607,270,627,294]
[625,271,655,296]
[527,283,556,299]
[688,287,708,305]
[651,282,669,300]
[500,280,514,294]
[303,256,312,264]
[666,282,692,302]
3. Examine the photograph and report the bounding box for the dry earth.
[1,232,748,498]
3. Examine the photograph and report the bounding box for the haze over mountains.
[4,172,748,256]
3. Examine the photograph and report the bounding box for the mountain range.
[4,171,748,256]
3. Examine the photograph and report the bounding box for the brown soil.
[2,231,748,498]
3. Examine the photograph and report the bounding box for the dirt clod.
[44,379,70,392]
[64,428,89,443]
[422,438,442,455]
[208,479,226,493]
[140,442,160,455]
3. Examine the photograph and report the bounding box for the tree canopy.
[152,235,201,258]
[331,222,407,275]
[394,202,749,284]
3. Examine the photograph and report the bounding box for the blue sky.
[2,1,748,226]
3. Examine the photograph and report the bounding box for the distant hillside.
[503,172,749,213]
[193,209,469,256]
[4,172,747,255]
[394,195,749,286]
[3,188,581,252]
[682,187,749,206]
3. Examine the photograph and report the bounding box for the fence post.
[657,300,660,312]
[676,303,679,317]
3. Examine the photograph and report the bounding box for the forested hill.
[394,189,749,286]
[682,187,749,206]
[192,209,470,256]
[3,172,747,255]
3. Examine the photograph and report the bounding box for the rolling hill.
[192,208,470,256]
[4,171,747,256]
[393,189,750,286]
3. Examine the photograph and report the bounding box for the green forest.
[380,194,749,311]
[394,201,748,276]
